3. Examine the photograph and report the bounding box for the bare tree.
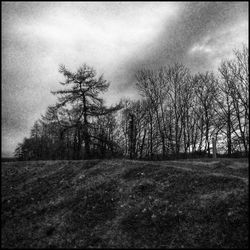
[193,72,217,156]
[217,45,249,154]
[165,63,190,156]
[135,68,169,157]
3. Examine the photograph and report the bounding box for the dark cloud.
[117,2,248,91]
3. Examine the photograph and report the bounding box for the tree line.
[15,45,248,160]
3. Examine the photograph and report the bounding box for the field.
[1,158,248,248]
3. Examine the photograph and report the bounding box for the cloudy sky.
[2,1,248,157]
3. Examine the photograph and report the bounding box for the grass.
[1,158,248,248]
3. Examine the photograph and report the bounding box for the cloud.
[187,19,248,73]
[1,2,248,157]
[2,2,180,156]
[117,2,248,83]
[11,2,179,69]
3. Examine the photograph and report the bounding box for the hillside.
[1,158,248,248]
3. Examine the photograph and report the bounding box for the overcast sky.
[2,1,248,157]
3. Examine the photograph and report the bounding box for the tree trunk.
[140,129,147,159]
[149,112,153,160]
[83,96,90,159]
[205,111,210,156]
[77,127,82,159]
[129,114,136,159]
[227,113,232,156]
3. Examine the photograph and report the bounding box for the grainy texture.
[1,158,248,248]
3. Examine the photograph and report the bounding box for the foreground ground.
[1,158,248,248]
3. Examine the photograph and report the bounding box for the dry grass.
[1,158,248,248]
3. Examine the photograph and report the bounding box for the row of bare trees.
[15,45,248,160]
[117,45,248,159]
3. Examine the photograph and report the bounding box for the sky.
[2,1,248,157]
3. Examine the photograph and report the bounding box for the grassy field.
[1,158,248,248]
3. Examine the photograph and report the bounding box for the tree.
[51,64,122,159]
[135,68,169,157]
[164,63,190,156]
[217,45,249,155]
[193,72,217,156]
[14,143,24,160]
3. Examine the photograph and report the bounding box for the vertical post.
[212,137,217,159]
